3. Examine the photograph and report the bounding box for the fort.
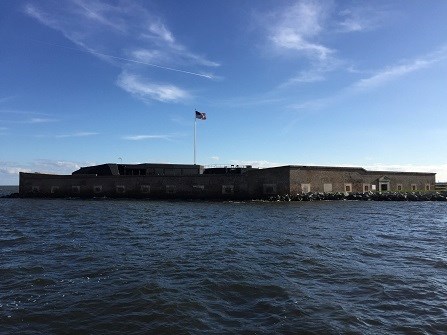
[19,162,437,200]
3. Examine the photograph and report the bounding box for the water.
[1,191,447,334]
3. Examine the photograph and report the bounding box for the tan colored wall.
[289,167,436,193]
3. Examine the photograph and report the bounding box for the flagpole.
[194,111,197,165]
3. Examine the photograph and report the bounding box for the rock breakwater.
[265,191,447,202]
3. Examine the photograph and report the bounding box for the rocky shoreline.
[2,191,447,201]
[265,191,447,202]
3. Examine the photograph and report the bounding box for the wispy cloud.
[258,1,395,89]
[35,131,99,138]
[29,117,58,124]
[55,132,99,138]
[122,134,175,141]
[0,166,31,175]
[287,46,447,111]
[336,5,389,33]
[117,72,190,103]
[24,0,218,103]
[33,159,84,171]
[353,49,447,90]
[0,111,58,124]
[266,0,333,61]
[0,159,92,183]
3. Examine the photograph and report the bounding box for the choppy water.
[1,186,447,334]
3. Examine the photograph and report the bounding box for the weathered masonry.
[19,163,436,199]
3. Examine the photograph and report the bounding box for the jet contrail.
[85,48,214,79]
[34,40,213,79]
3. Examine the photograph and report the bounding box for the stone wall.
[19,172,251,199]
[244,167,291,197]
[19,166,436,199]
[289,167,435,193]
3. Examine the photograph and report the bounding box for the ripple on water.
[0,199,447,334]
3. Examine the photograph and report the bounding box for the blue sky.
[1,0,447,184]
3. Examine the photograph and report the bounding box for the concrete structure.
[19,163,436,199]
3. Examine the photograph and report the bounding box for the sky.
[1,0,447,185]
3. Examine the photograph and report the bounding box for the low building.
[19,163,436,199]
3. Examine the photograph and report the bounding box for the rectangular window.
[94,185,102,193]
[323,183,332,192]
[222,185,234,195]
[425,184,430,191]
[371,185,377,191]
[363,184,370,192]
[397,184,403,191]
[411,184,417,191]
[301,183,311,193]
[344,183,352,193]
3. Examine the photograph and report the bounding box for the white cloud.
[0,111,59,124]
[117,72,190,103]
[131,49,164,63]
[55,132,99,138]
[0,166,31,175]
[355,60,430,90]
[281,69,327,87]
[0,159,93,184]
[72,0,128,33]
[29,117,58,123]
[148,21,175,43]
[286,46,447,111]
[24,0,218,104]
[336,6,388,33]
[267,0,333,60]
[211,156,220,161]
[33,159,82,172]
[354,47,447,90]
[122,134,174,141]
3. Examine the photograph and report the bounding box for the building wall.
[19,172,251,199]
[19,166,436,199]
[289,167,436,193]
[244,167,291,196]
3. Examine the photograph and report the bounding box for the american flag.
[195,110,206,120]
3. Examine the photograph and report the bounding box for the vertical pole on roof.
[194,110,197,165]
